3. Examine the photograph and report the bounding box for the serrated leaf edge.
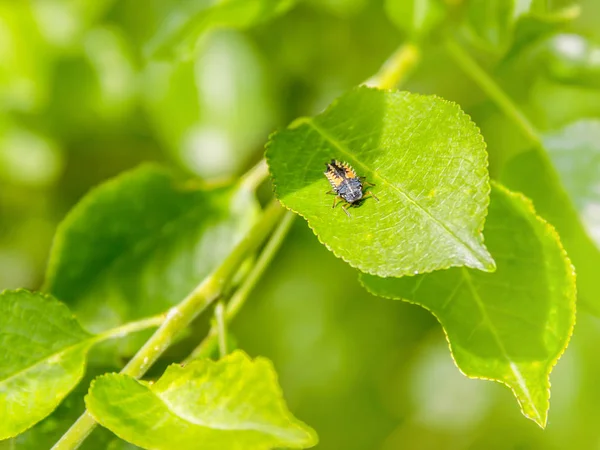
[359,182,576,427]
[265,86,495,277]
[86,351,318,449]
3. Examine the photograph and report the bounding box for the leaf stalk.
[365,42,421,90]
[52,199,285,450]
[185,211,296,362]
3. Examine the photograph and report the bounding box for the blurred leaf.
[385,0,445,39]
[45,25,137,134]
[307,0,368,17]
[143,30,274,180]
[266,87,495,277]
[464,0,532,52]
[0,2,52,112]
[464,0,578,55]
[86,351,318,450]
[361,183,576,427]
[544,120,600,249]
[145,0,297,60]
[536,81,600,130]
[0,290,93,439]
[505,5,580,60]
[31,0,116,50]
[44,164,259,331]
[542,33,600,88]
[0,121,63,187]
[502,146,600,316]
[82,26,137,120]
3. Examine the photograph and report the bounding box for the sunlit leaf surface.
[267,86,495,277]
[361,183,576,427]
[87,351,318,450]
[0,290,92,439]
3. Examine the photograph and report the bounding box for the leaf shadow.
[268,86,388,200]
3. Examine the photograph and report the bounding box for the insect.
[324,159,378,217]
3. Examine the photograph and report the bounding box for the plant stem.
[52,38,413,450]
[183,40,411,364]
[444,39,542,147]
[215,301,227,358]
[443,38,576,208]
[185,211,295,362]
[52,200,285,450]
[92,314,165,344]
[240,159,270,192]
[365,42,421,90]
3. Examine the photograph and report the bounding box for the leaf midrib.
[460,268,540,421]
[108,379,304,442]
[303,117,488,265]
[0,339,91,390]
[157,390,302,440]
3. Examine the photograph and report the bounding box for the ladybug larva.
[324,159,378,216]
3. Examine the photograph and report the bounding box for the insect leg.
[363,191,379,202]
[341,204,351,217]
[332,197,341,208]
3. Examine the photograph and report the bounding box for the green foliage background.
[1,0,600,448]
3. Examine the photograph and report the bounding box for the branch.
[184,211,296,362]
[52,200,285,450]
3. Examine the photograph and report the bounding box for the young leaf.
[361,183,576,427]
[145,0,296,60]
[44,164,259,331]
[266,86,495,277]
[385,0,445,39]
[86,351,318,450]
[463,0,538,53]
[463,0,577,56]
[507,7,580,62]
[0,290,93,439]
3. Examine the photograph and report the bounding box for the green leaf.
[86,351,318,450]
[0,2,52,112]
[464,0,529,52]
[266,86,495,277]
[44,164,259,331]
[505,6,580,61]
[8,364,141,450]
[464,0,577,55]
[145,0,296,60]
[385,0,445,39]
[143,30,275,180]
[0,290,93,439]
[502,141,600,316]
[542,33,600,88]
[361,183,576,427]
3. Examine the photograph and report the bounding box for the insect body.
[324,159,378,216]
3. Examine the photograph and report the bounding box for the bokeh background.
[1,0,600,449]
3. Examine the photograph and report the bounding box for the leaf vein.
[304,117,485,263]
